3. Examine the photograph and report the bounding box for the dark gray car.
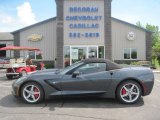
[12,59,154,104]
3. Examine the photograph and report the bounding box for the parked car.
[0,46,44,79]
[12,59,154,104]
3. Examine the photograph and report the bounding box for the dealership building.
[11,0,152,68]
[0,32,13,58]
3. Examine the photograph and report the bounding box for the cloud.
[0,1,37,32]
[17,1,36,25]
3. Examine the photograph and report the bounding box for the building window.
[131,49,137,59]
[28,51,42,60]
[64,46,105,67]
[124,48,137,60]
[0,44,6,57]
[36,51,42,59]
[124,48,130,59]
[98,46,104,58]
[88,47,97,58]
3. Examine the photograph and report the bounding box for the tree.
[146,24,160,46]
[136,22,160,65]
[136,22,160,46]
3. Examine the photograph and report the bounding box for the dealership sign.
[65,7,101,38]
[63,0,105,41]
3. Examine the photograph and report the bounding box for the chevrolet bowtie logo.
[28,34,43,42]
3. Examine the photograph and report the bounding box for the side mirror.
[72,71,80,78]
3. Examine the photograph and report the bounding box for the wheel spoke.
[129,94,132,101]
[123,86,128,92]
[122,93,128,98]
[131,84,135,91]
[132,91,138,95]
[31,85,34,91]
[32,95,36,101]
[26,94,31,99]
[24,88,30,93]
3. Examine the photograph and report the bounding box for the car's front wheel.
[116,80,142,104]
[21,82,44,104]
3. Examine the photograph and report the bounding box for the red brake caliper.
[34,87,39,99]
[121,88,126,95]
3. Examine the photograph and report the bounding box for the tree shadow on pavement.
[0,94,144,111]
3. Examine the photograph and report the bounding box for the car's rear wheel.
[116,80,142,104]
[21,82,44,104]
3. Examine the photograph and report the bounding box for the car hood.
[27,68,62,80]
[34,69,59,74]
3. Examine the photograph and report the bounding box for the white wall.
[19,19,57,61]
[112,19,146,60]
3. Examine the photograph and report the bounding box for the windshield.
[60,61,83,74]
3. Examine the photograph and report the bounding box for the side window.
[76,63,106,74]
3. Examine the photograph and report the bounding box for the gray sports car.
[12,59,154,104]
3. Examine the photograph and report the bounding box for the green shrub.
[45,63,54,69]
[152,57,160,69]
[130,61,141,65]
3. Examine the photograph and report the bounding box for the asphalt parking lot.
[0,70,160,120]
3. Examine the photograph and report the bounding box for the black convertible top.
[81,58,122,70]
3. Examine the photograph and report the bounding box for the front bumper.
[7,73,19,75]
[12,81,21,97]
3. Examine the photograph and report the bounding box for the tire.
[21,82,44,104]
[19,70,27,77]
[6,75,13,79]
[116,80,142,104]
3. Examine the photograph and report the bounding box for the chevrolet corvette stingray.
[12,59,154,104]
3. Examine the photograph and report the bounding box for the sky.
[0,0,159,32]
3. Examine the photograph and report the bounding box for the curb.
[153,71,160,73]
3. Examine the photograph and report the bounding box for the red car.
[5,61,45,79]
[0,46,45,79]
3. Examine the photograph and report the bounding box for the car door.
[61,62,112,96]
